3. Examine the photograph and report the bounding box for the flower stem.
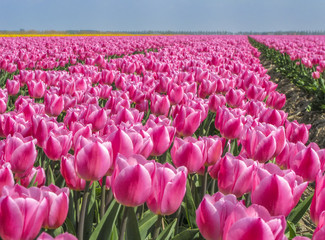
[153,215,163,240]
[78,181,91,240]
[201,166,208,199]
[100,176,107,219]
[119,206,130,240]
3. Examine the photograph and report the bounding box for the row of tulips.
[0,35,323,239]
[249,36,325,110]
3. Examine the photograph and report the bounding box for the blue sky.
[1,0,324,32]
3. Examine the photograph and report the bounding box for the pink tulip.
[310,172,325,225]
[150,93,170,116]
[171,137,204,174]
[37,232,78,240]
[251,171,307,216]
[200,136,224,166]
[148,125,174,156]
[173,106,201,137]
[223,204,287,240]
[61,154,86,191]
[41,184,69,229]
[196,192,239,240]
[4,135,37,174]
[112,154,154,207]
[289,145,321,182]
[75,140,113,181]
[107,128,134,161]
[6,79,20,96]
[312,71,321,79]
[218,154,256,197]
[225,88,245,108]
[258,108,287,127]
[168,83,184,105]
[19,166,46,188]
[44,93,64,117]
[266,91,286,110]
[215,107,244,139]
[44,131,72,161]
[0,195,47,240]
[84,106,108,132]
[313,211,325,240]
[0,164,14,194]
[285,120,311,144]
[147,163,187,215]
[246,84,266,101]
[208,94,226,113]
[27,80,46,99]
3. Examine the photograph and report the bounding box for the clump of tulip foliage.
[0,35,324,240]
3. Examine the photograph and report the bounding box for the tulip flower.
[171,137,204,174]
[61,154,86,191]
[0,164,14,194]
[148,125,174,157]
[196,192,240,240]
[266,91,286,110]
[173,106,201,137]
[168,84,184,105]
[41,184,69,229]
[251,172,307,216]
[208,94,226,113]
[200,136,224,166]
[75,140,113,181]
[310,172,325,225]
[150,93,170,116]
[147,163,187,215]
[19,166,46,188]
[37,232,78,240]
[285,120,311,144]
[4,135,37,174]
[44,131,72,161]
[313,211,325,240]
[6,79,20,96]
[215,107,244,139]
[218,154,256,197]
[112,154,154,207]
[223,204,287,240]
[44,93,64,117]
[289,145,321,182]
[0,195,47,240]
[225,88,245,108]
[27,80,46,99]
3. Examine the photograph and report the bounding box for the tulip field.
[0,35,325,240]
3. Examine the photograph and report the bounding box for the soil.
[261,56,324,236]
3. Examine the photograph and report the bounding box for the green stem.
[210,179,216,195]
[119,206,130,240]
[201,166,208,199]
[100,176,107,219]
[78,181,91,240]
[105,189,113,211]
[74,191,80,230]
[153,215,163,240]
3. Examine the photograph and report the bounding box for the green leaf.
[172,229,199,240]
[126,207,141,240]
[89,200,121,240]
[184,181,197,229]
[84,182,97,239]
[64,217,76,236]
[53,226,64,237]
[138,210,158,239]
[287,192,313,225]
[27,172,38,188]
[285,221,296,239]
[47,165,55,185]
[157,219,177,240]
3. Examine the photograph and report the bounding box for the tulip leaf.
[84,182,97,239]
[183,181,197,229]
[126,207,141,240]
[53,226,64,237]
[47,165,55,185]
[89,199,121,240]
[172,228,199,240]
[287,192,313,225]
[157,218,177,240]
[285,221,296,239]
[138,210,158,239]
[27,172,38,188]
[64,217,76,236]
